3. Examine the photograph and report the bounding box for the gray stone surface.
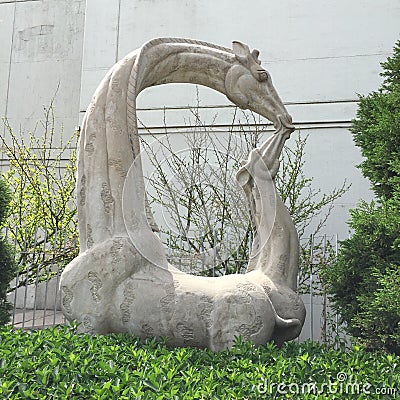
[0,0,85,146]
[10,308,65,330]
[60,39,305,351]
[7,277,61,310]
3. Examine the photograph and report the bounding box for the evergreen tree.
[322,39,400,354]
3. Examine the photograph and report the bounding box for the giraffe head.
[236,126,291,190]
[225,41,294,131]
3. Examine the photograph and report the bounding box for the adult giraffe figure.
[60,38,306,351]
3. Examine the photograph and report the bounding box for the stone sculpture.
[60,38,306,351]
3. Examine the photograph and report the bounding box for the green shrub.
[355,266,400,354]
[351,40,400,200]
[0,326,398,399]
[0,179,16,325]
[322,39,400,354]
[323,200,400,353]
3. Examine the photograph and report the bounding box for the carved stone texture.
[60,38,306,351]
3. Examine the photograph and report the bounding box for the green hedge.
[0,326,398,399]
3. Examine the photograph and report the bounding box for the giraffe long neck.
[247,176,299,291]
[135,38,234,94]
[78,39,236,254]
[244,132,299,291]
[126,40,235,157]
[257,194,299,291]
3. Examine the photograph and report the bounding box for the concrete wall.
[0,0,85,154]
[79,0,400,238]
[1,0,400,237]
[81,0,400,108]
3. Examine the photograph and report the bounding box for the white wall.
[80,0,399,238]
[81,0,400,107]
[1,0,400,237]
[0,0,85,153]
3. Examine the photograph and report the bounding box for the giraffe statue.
[60,38,305,351]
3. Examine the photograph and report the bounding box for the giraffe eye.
[258,70,269,82]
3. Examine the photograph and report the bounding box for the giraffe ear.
[251,49,262,64]
[232,41,251,57]
[236,165,251,187]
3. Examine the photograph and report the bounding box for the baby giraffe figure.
[237,120,306,347]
